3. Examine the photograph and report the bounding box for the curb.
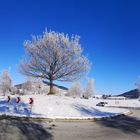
[0,110,132,122]
[106,106,140,110]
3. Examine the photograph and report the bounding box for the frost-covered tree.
[68,82,83,98]
[11,86,18,95]
[22,77,33,94]
[83,78,95,99]
[34,79,44,94]
[0,70,12,96]
[19,30,90,95]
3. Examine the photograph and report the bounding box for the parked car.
[96,102,108,107]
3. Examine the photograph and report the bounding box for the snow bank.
[0,95,129,119]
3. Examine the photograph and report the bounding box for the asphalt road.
[0,109,140,140]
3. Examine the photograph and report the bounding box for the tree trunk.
[48,78,54,95]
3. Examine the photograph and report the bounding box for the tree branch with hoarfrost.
[19,30,90,95]
[22,77,33,94]
[0,70,12,96]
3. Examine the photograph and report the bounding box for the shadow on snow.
[0,98,39,116]
[74,104,117,117]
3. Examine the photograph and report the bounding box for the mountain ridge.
[118,89,139,99]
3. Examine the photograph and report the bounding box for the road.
[0,109,140,140]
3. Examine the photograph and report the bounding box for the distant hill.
[118,89,139,99]
[15,81,68,92]
[42,81,68,90]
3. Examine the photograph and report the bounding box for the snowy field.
[0,95,130,119]
[96,98,140,108]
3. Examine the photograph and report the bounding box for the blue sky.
[0,0,140,94]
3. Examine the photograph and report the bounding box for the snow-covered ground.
[0,95,130,119]
[95,98,140,108]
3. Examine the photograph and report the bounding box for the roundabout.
[0,95,131,121]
